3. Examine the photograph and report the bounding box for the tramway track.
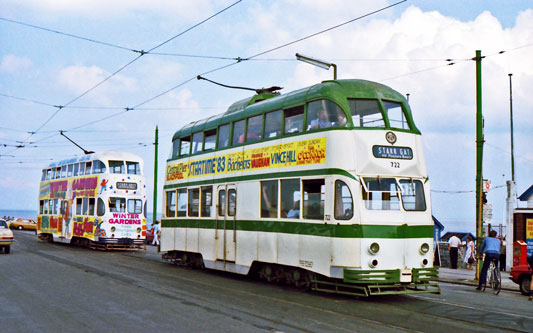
[15,231,532,332]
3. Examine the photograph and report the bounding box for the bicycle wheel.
[493,268,501,295]
[488,265,495,289]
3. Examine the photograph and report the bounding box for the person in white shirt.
[448,232,461,269]
[152,220,161,246]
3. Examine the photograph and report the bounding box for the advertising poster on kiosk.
[526,218,533,257]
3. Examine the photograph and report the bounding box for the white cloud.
[0,54,32,74]
[4,0,216,21]
[57,65,137,104]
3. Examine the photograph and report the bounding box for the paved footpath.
[438,266,518,291]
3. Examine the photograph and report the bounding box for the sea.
[0,209,161,226]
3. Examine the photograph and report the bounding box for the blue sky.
[1,0,532,234]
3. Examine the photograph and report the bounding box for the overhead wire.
[0,16,135,52]
[14,0,244,147]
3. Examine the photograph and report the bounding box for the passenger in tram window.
[309,107,332,129]
[286,200,300,219]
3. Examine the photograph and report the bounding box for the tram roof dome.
[172,79,410,141]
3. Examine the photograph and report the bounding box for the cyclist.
[476,230,502,291]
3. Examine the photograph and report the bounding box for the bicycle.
[482,259,501,295]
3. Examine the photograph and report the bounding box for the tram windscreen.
[399,180,426,211]
[362,178,400,210]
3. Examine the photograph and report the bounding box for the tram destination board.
[116,182,137,190]
[372,145,413,160]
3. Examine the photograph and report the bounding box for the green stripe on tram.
[163,168,356,189]
[161,219,433,239]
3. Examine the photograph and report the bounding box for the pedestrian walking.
[463,235,475,270]
[152,220,161,246]
[448,232,461,269]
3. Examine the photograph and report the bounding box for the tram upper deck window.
[348,99,385,128]
[41,170,46,181]
[303,179,325,220]
[245,115,263,143]
[361,177,400,210]
[180,137,191,157]
[127,161,141,175]
[264,110,282,138]
[217,124,230,149]
[306,99,346,130]
[73,163,79,177]
[109,197,126,213]
[55,167,61,179]
[85,161,92,175]
[399,180,426,211]
[191,132,203,154]
[232,119,245,145]
[284,106,304,134]
[383,101,410,130]
[109,160,125,174]
[172,139,180,159]
[78,162,85,176]
[204,129,216,151]
[93,160,106,174]
[46,169,51,180]
[61,166,67,178]
[67,164,74,177]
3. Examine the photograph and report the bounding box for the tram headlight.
[136,227,141,233]
[419,243,430,255]
[369,259,379,268]
[111,226,116,233]
[368,242,380,255]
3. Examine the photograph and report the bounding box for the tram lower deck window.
[399,180,426,211]
[128,199,142,214]
[261,180,278,218]
[109,197,126,213]
[188,188,199,217]
[362,177,400,210]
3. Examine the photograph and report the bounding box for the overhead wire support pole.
[506,73,516,271]
[474,50,484,281]
[153,126,159,234]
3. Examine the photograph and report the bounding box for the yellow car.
[9,218,37,231]
[0,219,13,254]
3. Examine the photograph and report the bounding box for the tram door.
[216,185,236,262]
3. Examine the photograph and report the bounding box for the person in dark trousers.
[476,230,502,290]
[448,232,461,269]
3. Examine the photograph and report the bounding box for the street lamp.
[295,53,337,80]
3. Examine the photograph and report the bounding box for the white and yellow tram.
[161,79,439,296]
[37,151,148,250]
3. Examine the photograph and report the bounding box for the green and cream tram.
[161,79,439,296]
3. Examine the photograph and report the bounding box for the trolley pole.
[475,50,484,281]
[152,126,159,227]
